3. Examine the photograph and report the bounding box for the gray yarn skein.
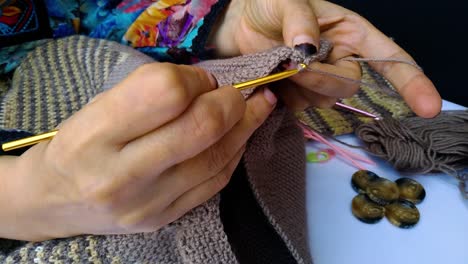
[356,110,468,198]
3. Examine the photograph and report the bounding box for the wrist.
[0,155,33,240]
[0,146,79,241]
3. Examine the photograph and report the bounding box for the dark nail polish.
[294,43,317,56]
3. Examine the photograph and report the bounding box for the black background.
[333,0,467,106]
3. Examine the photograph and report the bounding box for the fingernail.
[294,43,318,56]
[263,88,277,105]
[293,35,318,56]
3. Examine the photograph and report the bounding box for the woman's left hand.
[211,0,441,117]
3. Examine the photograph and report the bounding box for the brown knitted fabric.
[197,39,332,98]
[296,63,413,136]
[0,36,324,263]
[196,42,335,263]
[199,40,413,137]
[0,36,154,133]
[0,36,237,263]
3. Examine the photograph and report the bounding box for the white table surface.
[306,100,468,264]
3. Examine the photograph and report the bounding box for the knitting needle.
[1,63,309,152]
[334,102,381,120]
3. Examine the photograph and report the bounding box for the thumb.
[279,0,320,53]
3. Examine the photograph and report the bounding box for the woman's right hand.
[1,63,277,241]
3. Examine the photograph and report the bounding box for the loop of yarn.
[356,110,468,198]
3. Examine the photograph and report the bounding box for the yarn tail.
[299,121,376,170]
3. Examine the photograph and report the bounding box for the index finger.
[83,63,218,144]
[314,1,442,118]
[357,23,442,117]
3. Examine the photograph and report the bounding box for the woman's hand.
[211,0,441,117]
[1,63,277,241]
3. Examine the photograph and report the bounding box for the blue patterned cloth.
[0,0,226,74]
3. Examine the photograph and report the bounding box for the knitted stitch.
[296,63,413,136]
[196,41,333,263]
[199,40,413,137]
[0,35,315,263]
[197,39,332,97]
[0,36,153,133]
[0,34,415,263]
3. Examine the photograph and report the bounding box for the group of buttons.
[350,170,426,228]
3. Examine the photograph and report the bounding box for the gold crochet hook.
[233,63,307,90]
[2,130,58,152]
[2,64,308,152]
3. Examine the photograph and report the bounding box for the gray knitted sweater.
[0,36,330,263]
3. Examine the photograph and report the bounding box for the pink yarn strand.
[299,122,376,170]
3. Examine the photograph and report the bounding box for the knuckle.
[118,206,168,233]
[352,70,362,82]
[134,63,192,108]
[45,146,73,174]
[341,87,359,98]
[312,75,327,91]
[191,100,227,140]
[156,66,192,107]
[119,212,152,230]
[79,170,133,215]
[334,62,362,98]
[248,108,265,128]
[344,13,368,24]
[165,82,191,108]
[168,167,193,190]
[133,63,161,78]
[339,14,370,49]
[321,97,338,108]
[341,82,361,98]
[206,145,230,174]
[44,134,123,206]
[156,64,184,87]
[45,139,94,186]
[351,83,361,95]
[214,169,233,190]
[379,50,407,76]
[186,65,208,83]
[82,189,120,215]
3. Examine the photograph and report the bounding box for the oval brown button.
[366,178,400,205]
[351,194,385,224]
[351,170,380,193]
[385,200,420,228]
[395,178,426,204]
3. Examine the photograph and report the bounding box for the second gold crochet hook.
[2,64,308,152]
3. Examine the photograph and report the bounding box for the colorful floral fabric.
[0,0,222,74]
[0,0,52,46]
[1,0,39,36]
[122,0,216,48]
